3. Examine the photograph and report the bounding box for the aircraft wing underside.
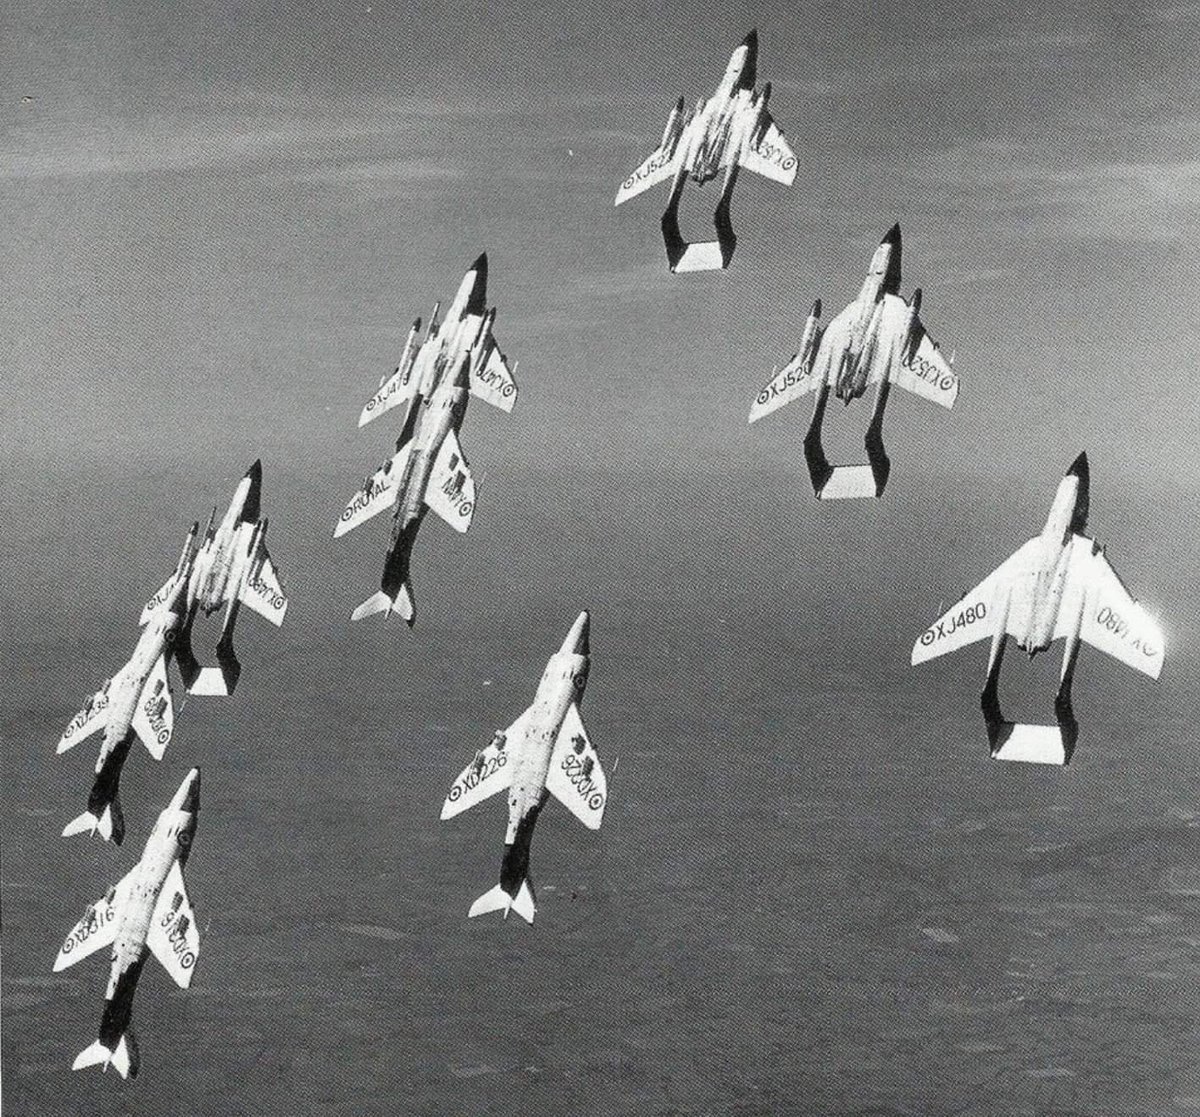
[544,702,606,829]
[737,116,797,184]
[911,539,1043,664]
[147,861,200,989]
[1056,536,1164,677]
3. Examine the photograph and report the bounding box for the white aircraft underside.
[53,769,202,1079]
[440,611,606,923]
[911,454,1163,764]
[615,31,797,272]
[748,225,959,499]
[337,254,517,626]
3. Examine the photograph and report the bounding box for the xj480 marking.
[920,602,987,646]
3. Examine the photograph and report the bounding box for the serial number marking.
[63,691,110,738]
[364,366,414,413]
[920,601,988,646]
[902,353,956,393]
[1095,605,1159,657]
[622,150,670,192]
[142,689,171,746]
[446,750,508,803]
[61,903,116,954]
[474,361,516,397]
[756,364,813,407]
[561,750,604,812]
[753,139,796,171]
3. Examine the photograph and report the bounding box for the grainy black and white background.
[4,2,1200,1114]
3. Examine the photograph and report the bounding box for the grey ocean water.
[4,459,1198,1115]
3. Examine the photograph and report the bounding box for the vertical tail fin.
[467,880,536,924]
[72,1031,139,1078]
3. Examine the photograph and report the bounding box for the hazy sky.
[2,1,1198,627]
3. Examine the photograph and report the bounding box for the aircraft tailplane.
[350,584,414,626]
[72,1031,139,1078]
[62,799,124,845]
[468,881,535,924]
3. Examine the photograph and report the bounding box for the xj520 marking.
[615,31,798,272]
[749,224,959,500]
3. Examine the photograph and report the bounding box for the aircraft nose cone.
[470,252,488,280]
[1067,451,1089,479]
[882,222,901,247]
[245,459,263,484]
[172,768,201,814]
[742,28,758,51]
[563,610,590,656]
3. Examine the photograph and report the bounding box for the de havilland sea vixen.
[616,31,797,272]
[441,611,607,923]
[749,224,959,499]
[335,253,517,625]
[56,525,198,844]
[141,460,288,696]
[912,454,1164,765]
[53,769,202,1079]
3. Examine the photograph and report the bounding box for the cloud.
[909,139,1200,244]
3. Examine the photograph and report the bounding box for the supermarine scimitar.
[54,768,203,1078]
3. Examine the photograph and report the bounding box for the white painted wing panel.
[748,352,821,423]
[52,868,136,971]
[147,861,200,988]
[892,326,959,409]
[469,345,518,413]
[426,429,475,534]
[241,548,289,626]
[739,117,798,184]
[132,655,173,760]
[440,719,521,820]
[1071,540,1165,678]
[912,539,1042,665]
[56,687,111,754]
[333,445,409,539]
[545,703,606,830]
[615,144,679,205]
[359,361,419,428]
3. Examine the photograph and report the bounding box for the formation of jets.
[46,29,1167,1083]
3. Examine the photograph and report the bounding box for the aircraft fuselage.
[1007,471,1086,654]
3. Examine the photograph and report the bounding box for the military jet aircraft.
[615,30,797,272]
[911,454,1164,764]
[141,460,288,695]
[57,525,197,844]
[335,254,517,625]
[356,252,517,435]
[441,611,606,923]
[749,224,959,499]
[53,768,202,1079]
